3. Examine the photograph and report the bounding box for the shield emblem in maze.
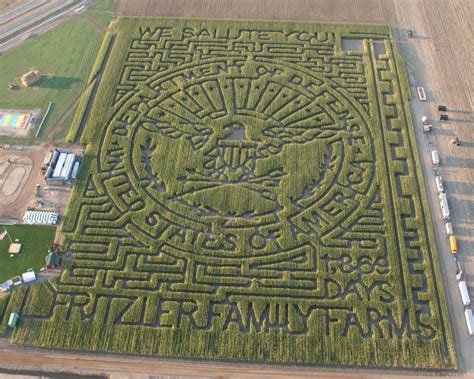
[101,58,375,264]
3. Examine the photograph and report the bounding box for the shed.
[8,313,19,328]
[12,276,22,286]
[21,271,36,283]
[20,70,41,87]
[8,243,22,254]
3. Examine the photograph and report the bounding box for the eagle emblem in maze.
[112,59,374,259]
[11,19,454,368]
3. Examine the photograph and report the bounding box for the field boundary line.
[35,101,52,138]
[74,32,116,144]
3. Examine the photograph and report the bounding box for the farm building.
[20,70,41,87]
[23,210,58,225]
[21,271,36,283]
[44,148,81,185]
[11,276,22,286]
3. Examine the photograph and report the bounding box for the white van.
[445,222,454,235]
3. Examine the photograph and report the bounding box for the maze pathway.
[0,18,455,368]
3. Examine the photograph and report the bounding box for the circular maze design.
[100,59,375,260]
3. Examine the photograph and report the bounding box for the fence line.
[35,101,52,138]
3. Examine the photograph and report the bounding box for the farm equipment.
[440,114,449,121]
[421,116,432,132]
[451,137,460,146]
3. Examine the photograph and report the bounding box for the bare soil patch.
[0,145,47,219]
[0,153,32,205]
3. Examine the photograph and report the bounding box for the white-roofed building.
[21,271,36,283]
[23,210,58,225]
[44,149,81,185]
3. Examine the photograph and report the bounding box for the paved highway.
[0,0,87,51]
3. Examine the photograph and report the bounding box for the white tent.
[23,211,58,225]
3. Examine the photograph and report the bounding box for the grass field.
[0,17,456,369]
[0,5,114,145]
[86,0,116,26]
[0,225,56,282]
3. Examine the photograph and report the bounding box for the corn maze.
[1,18,455,368]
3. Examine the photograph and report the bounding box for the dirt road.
[0,344,469,379]
[389,0,473,372]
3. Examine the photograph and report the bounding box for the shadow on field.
[447,109,474,114]
[445,118,473,123]
[442,156,474,168]
[443,180,474,196]
[38,76,81,89]
[459,141,474,148]
[454,226,474,238]
[434,128,456,137]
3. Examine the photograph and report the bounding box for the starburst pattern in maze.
[4,19,455,369]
